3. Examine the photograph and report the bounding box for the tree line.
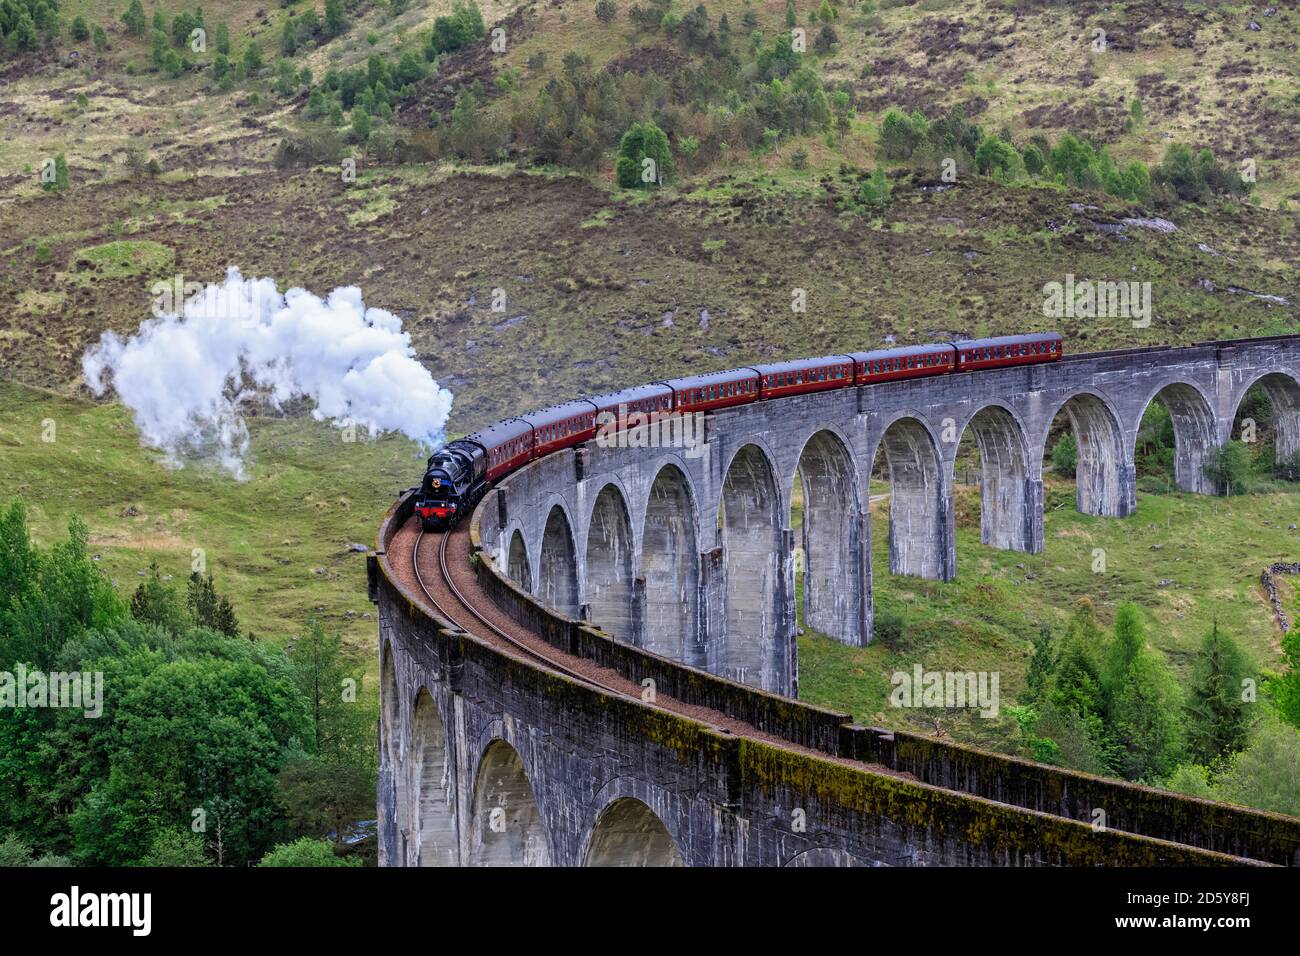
[0,500,374,867]
[1009,599,1300,818]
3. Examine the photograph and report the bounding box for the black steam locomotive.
[415,439,489,531]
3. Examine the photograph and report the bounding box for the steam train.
[414,333,1063,530]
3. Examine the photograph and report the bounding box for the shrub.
[41,154,70,193]
[615,121,673,188]
[274,128,346,168]
[243,40,263,76]
[0,835,33,866]
[350,109,373,145]
[814,23,838,54]
[878,108,923,161]
[1022,143,1044,176]
[93,25,108,50]
[1202,441,1250,495]
[139,828,211,867]
[1152,143,1251,205]
[163,50,185,79]
[975,136,1021,179]
[121,0,147,37]
[857,165,891,208]
[1051,432,1077,478]
[259,838,362,867]
[71,16,90,41]
[171,10,203,50]
[325,0,346,37]
[151,29,169,65]
[427,1,486,58]
[871,605,907,648]
[281,18,298,55]
[596,0,617,23]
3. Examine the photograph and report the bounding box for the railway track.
[412,528,635,699]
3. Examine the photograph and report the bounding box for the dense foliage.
[0,500,375,866]
[0,0,59,54]
[1011,596,1300,817]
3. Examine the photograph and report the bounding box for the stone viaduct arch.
[794,429,866,646]
[583,798,684,867]
[584,483,636,644]
[955,404,1036,552]
[538,504,580,619]
[871,415,951,580]
[409,689,457,867]
[468,739,551,867]
[1133,381,1219,495]
[640,464,700,666]
[506,528,531,592]
[1045,390,1130,517]
[475,336,1300,694]
[1229,369,1300,464]
[719,443,786,690]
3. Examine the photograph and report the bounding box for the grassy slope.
[2,2,1298,437]
[796,479,1300,749]
[0,380,423,668]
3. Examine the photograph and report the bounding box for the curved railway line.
[398,519,820,745]
[411,527,630,698]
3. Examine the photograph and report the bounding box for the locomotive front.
[414,442,482,530]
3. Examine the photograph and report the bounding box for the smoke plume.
[83,268,453,478]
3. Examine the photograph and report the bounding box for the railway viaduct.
[372,335,1300,867]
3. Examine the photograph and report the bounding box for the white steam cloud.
[82,268,453,479]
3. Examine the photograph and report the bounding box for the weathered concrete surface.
[479,336,1300,696]
[374,484,1300,867]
